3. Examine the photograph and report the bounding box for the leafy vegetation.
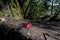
[23,0,60,21]
[0,0,60,21]
[0,0,23,19]
[23,0,47,20]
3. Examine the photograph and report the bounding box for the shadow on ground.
[0,27,32,40]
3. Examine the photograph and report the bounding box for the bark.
[0,16,46,40]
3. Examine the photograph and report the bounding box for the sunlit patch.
[0,18,8,22]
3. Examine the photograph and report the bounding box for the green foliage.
[8,0,23,19]
[0,0,60,20]
[0,0,23,19]
[22,0,60,21]
[23,0,47,20]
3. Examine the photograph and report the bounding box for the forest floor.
[0,16,60,40]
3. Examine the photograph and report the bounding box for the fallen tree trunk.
[0,16,47,40]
